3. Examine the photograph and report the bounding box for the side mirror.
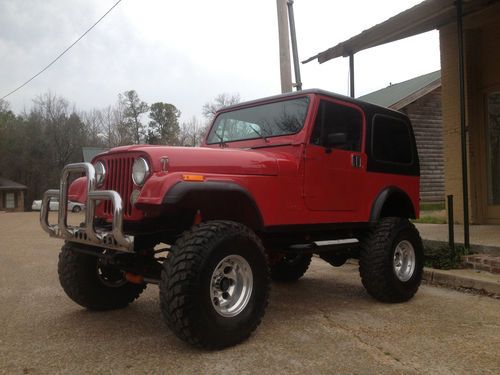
[326,132,347,147]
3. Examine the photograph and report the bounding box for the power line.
[1,0,124,101]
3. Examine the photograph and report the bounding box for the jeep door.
[304,97,366,211]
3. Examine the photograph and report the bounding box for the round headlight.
[132,157,150,186]
[94,161,106,187]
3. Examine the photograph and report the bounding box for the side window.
[310,100,362,151]
[372,115,413,164]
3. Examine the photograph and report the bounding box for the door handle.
[351,154,362,168]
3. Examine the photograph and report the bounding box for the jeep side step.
[288,239,360,254]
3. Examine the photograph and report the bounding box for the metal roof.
[303,0,496,64]
[0,177,27,190]
[358,70,441,109]
[82,147,108,163]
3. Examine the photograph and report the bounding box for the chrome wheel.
[210,255,253,317]
[393,240,416,282]
[97,258,127,288]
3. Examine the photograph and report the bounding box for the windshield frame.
[205,96,310,145]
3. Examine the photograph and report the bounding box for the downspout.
[456,0,470,249]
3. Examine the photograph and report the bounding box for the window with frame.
[310,100,362,151]
[487,91,500,205]
[5,192,15,209]
[372,115,413,164]
[206,97,309,144]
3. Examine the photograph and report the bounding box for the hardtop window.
[206,97,309,144]
[310,99,362,151]
[372,115,413,164]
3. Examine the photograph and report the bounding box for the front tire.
[359,217,423,303]
[160,221,270,349]
[58,243,146,310]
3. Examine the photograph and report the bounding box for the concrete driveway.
[1,212,499,374]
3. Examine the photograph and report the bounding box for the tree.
[118,90,149,144]
[0,100,14,158]
[147,102,181,145]
[202,93,240,121]
[179,116,205,147]
[33,93,86,170]
[0,93,91,209]
[81,108,106,148]
[0,100,16,180]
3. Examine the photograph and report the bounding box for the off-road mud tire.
[58,243,146,310]
[160,220,270,349]
[359,217,423,303]
[270,253,312,282]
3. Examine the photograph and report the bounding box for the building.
[304,0,500,236]
[82,147,108,163]
[0,177,27,212]
[359,70,444,203]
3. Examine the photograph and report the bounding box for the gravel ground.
[1,212,500,375]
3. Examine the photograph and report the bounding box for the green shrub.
[424,244,469,269]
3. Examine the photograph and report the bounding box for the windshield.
[206,97,309,144]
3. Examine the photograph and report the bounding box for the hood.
[104,145,279,176]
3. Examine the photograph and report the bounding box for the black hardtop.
[218,88,408,121]
[218,89,419,177]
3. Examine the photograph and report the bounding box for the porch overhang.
[303,0,496,64]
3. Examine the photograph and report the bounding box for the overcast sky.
[0,0,440,122]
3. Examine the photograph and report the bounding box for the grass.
[413,216,447,224]
[424,243,470,269]
[420,202,445,211]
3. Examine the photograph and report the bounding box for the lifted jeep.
[41,89,423,349]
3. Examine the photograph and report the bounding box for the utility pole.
[349,53,355,98]
[276,0,293,93]
[287,0,302,91]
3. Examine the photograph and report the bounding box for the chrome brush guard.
[40,162,134,253]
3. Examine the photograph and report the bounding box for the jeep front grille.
[103,155,135,217]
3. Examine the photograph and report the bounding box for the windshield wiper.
[213,131,227,148]
[250,126,269,142]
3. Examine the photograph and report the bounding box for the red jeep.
[41,89,423,349]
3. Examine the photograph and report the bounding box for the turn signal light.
[124,272,144,284]
[182,174,205,182]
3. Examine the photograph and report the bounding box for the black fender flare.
[369,187,416,223]
[162,181,264,230]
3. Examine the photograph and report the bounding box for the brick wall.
[404,87,444,202]
[18,191,25,212]
[0,190,26,212]
[439,4,500,224]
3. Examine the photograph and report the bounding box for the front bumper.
[40,162,134,253]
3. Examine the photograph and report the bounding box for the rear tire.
[359,217,423,303]
[160,221,270,349]
[270,253,312,282]
[58,243,146,310]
